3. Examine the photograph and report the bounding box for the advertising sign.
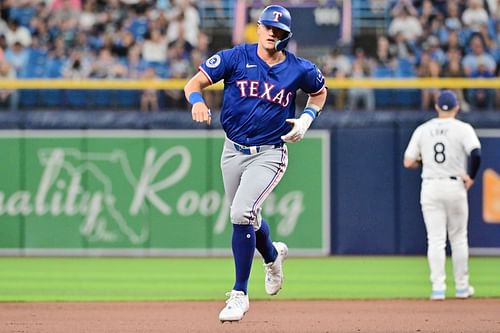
[0,130,330,256]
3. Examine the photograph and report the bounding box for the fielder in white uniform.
[404,90,481,300]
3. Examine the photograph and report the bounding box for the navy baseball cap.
[437,90,458,111]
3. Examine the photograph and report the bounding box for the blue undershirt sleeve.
[469,148,481,180]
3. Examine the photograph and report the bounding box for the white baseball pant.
[420,178,470,292]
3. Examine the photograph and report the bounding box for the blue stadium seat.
[128,17,149,41]
[146,61,169,78]
[395,58,416,78]
[9,6,36,27]
[45,58,65,78]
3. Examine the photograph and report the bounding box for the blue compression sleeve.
[232,224,256,294]
[469,148,481,179]
[255,219,278,264]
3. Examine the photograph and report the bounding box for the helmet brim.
[258,20,291,33]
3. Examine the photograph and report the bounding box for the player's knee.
[230,206,254,225]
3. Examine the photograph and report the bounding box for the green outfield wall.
[0,130,330,256]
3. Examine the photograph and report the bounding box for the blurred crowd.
[0,0,209,111]
[0,0,499,112]
[320,0,500,111]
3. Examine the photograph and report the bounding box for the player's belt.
[232,142,283,155]
[424,176,460,180]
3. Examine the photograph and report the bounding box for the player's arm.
[403,158,422,169]
[184,71,212,125]
[462,148,481,190]
[281,87,327,143]
[403,127,422,169]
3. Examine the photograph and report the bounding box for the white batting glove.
[281,113,314,143]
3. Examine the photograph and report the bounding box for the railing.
[1,78,498,89]
[351,0,388,34]
[0,78,498,111]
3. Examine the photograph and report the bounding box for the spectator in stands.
[166,0,200,48]
[392,31,416,63]
[51,0,80,30]
[126,45,146,79]
[478,22,496,50]
[388,0,423,44]
[140,67,159,112]
[442,47,470,111]
[89,47,127,78]
[390,0,418,17]
[320,46,351,111]
[321,46,351,77]
[374,35,397,70]
[348,48,375,111]
[141,28,168,63]
[442,29,464,53]
[0,60,19,111]
[468,59,496,110]
[164,42,190,109]
[370,0,386,13]
[101,0,128,32]
[4,18,31,47]
[111,29,136,60]
[79,0,98,32]
[417,51,441,110]
[445,1,464,32]
[462,0,490,31]
[62,49,91,79]
[462,34,496,76]
[418,0,438,28]
[426,35,447,65]
[3,41,28,77]
[50,0,82,11]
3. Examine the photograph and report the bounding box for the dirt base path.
[1,299,499,333]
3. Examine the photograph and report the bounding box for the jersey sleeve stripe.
[198,67,213,85]
[309,86,326,97]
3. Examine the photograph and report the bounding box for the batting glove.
[281,113,314,143]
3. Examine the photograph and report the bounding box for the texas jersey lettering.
[199,44,325,146]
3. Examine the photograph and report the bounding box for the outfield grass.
[0,256,499,301]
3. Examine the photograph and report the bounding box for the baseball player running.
[404,90,481,300]
[184,4,327,322]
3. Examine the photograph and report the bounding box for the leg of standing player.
[421,181,448,296]
[445,183,470,293]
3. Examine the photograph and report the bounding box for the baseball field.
[1,256,499,332]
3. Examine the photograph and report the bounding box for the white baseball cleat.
[430,290,445,301]
[219,290,249,322]
[456,286,474,299]
[264,241,288,295]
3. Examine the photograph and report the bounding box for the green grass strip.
[0,256,499,301]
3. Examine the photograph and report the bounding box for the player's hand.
[191,103,212,126]
[281,114,313,143]
[462,174,474,190]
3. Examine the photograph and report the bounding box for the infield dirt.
[1,299,499,332]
